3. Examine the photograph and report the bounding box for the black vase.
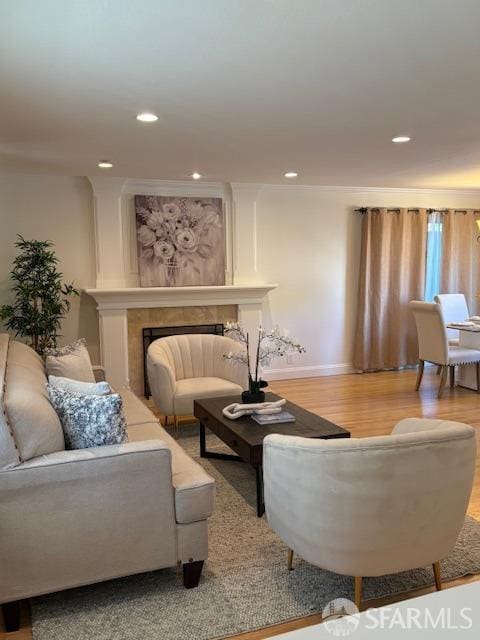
[242,378,268,404]
[242,389,265,404]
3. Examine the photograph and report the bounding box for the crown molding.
[230,183,264,198]
[122,178,228,197]
[88,176,126,195]
[88,176,480,198]
[257,183,480,195]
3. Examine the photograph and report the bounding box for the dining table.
[447,322,480,390]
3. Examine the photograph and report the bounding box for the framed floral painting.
[135,195,226,287]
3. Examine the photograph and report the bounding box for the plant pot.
[242,378,268,404]
[242,389,266,404]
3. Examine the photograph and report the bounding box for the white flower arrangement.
[223,322,306,393]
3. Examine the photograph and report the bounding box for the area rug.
[32,424,480,640]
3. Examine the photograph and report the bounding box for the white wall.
[2,173,480,380]
[254,186,480,379]
[0,174,100,361]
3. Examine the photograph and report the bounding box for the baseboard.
[262,362,355,381]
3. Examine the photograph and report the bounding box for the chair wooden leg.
[438,366,447,398]
[433,562,442,591]
[287,549,294,571]
[449,366,455,388]
[354,576,362,610]
[163,415,169,429]
[476,363,480,394]
[174,415,179,432]
[415,359,425,391]
[436,365,441,375]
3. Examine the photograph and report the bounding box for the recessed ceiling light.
[392,136,411,143]
[136,112,158,123]
[191,172,202,180]
[98,161,113,168]
[284,172,298,178]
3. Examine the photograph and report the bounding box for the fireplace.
[142,323,224,398]
[85,284,277,391]
[85,179,277,391]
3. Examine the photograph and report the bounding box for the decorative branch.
[224,322,305,383]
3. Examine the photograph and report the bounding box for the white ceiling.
[2,0,480,188]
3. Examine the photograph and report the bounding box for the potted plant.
[0,235,78,355]
[224,322,305,403]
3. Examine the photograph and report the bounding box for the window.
[424,213,443,301]
[424,212,443,301]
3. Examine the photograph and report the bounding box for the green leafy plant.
[0,235,79,355]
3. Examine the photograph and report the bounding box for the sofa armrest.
[147,351,176,415]
[0,441,178,602]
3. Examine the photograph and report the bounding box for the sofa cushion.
[0,334,20,470]
[4,362,65,461]
[45,339,95,383]
[128,421,215,524]
[47,385,128,450]
[174,377,243,416]
[118,387,159,427]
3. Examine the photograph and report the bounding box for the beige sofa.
[0,333,214,632]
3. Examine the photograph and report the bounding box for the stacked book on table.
[252,411,296,425]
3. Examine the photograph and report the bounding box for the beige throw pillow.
[45,339,95,383]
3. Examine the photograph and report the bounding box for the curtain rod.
[353,207,480,214]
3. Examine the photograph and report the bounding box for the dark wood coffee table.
[193,392,350,517]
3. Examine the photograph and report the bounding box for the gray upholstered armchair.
[263,418,476,609]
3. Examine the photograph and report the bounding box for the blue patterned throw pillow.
[47,384,128,450]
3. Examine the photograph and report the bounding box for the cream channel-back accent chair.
[147,334,248,428]
[263,418,476,609]
[434,293,470,345]
[409,301,480,398]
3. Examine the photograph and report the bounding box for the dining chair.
[409,301,480,397]
[434,293,470,345]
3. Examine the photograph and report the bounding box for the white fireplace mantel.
[86,284,277,310]
[86,283,277,389]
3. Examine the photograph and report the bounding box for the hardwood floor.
[2,367,480,639]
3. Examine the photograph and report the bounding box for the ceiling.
[2,0,480,188]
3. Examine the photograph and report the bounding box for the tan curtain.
[439,210,480,315]
[353,208,427,371]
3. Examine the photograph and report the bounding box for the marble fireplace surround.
[85,178,277,390]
